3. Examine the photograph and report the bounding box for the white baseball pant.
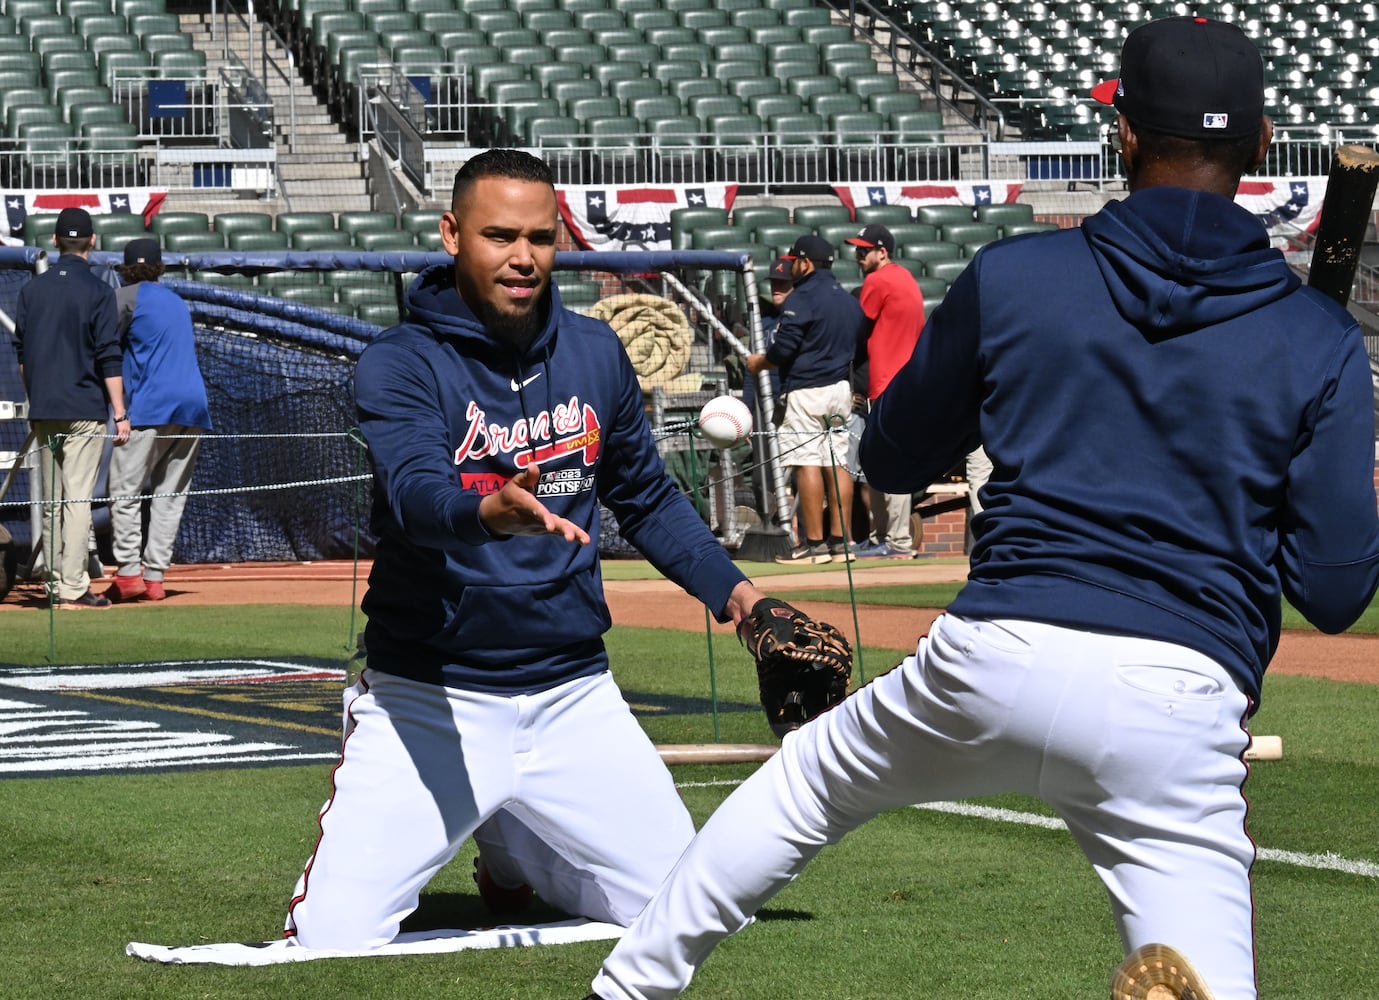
[107,425,202,580]
[593,614,1258,1000]
[286,668,696,949]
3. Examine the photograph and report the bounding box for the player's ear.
[1248,116,1274,173]
[439,211,462,256]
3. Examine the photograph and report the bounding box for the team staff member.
[284,149,770,950]
[587,17,1379,1000]
[14,207,128,609]
[105,238,212,603]
[747,235,865,565]
[844,223,924,559]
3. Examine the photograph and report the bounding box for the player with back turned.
[280,149,853,953]
[586,17,1379,1000]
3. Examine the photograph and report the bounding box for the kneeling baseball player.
[283,149,847,950]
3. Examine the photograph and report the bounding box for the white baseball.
[697,394,753,448]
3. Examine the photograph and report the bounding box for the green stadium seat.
[749,93,803,119]
[20,14,73,40]
[87,33,142,59]
[260,269,322,289]
[91,212,148,238]
[417,9,469,34]
[76,12,129,37]
[47,68,102,96]
[587,114,644,183]
[645,26,696,48]
[0,69,40,94]
[689,224,738,251]
[926,257,971,286]
[669,77,723,104]
[7,103,63,137]
[939,223,999,252]
[128,11,180,35]
[754,223,811,256]
[149,212,211,236]
[787,75,842,102]
[765,41,819,67]
[194,271,256,289]
[624,8,673,31]
[164,230,228,252]
[549,76,602,110]
[628,94,681,123]
[274,284,338,308]
[730,204,790,233]
[569,94,621,123]
[901,241,962,267]
[143,32,196,57]
[869,89,925,119]
[42,49,98,75]
[660,42,712,68]
[33,33,87,60]
[69,102,128,133]
[354,229,418,251]
[414,228,444,252]
[227,229,290,251]
[337,283,398,308]
[503,97,559,145]
[99,49,153,89]
[913,204,973,227]
[275,211,336,237]
[6,0,59,21]
[25,213,60,247]
[213,212,274,237]
[855,204,914,226]
[291,229,353,251]
[357,301,402,326]
[975,203,1035,227]
[816,220,861,246]
[792,204,851,228]
[914,276,946,300]
[366,10,418,35]
[609,75,663,106]
[649,114,704,179]
[999,221,1060,237]
[154,50,208,79]
[472,63,526,101]
[670,206,729,251]
[728,76,782,102]
[809,91,863,119]
[557,279,601,308]
[886,222,939,246]
[20,120,76,186]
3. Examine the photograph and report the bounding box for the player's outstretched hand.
[479,464,591,545]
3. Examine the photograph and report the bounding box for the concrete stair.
[166,12,371,219]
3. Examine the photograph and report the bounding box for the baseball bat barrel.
[656,743,778,765]
[1243,734,1283,762]
[1306,144,1379,308]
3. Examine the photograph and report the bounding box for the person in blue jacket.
[283,148,770,951]
[586,18,1379,1000]
[104,238,211,603]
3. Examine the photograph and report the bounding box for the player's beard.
[481,295,547,350]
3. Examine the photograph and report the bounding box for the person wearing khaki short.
[747,234,866,565]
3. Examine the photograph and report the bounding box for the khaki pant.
[33,420,105,601]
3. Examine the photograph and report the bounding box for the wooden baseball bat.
[1243,734,1282,762]
[1305,144,1379,308]
[657,743,778,765]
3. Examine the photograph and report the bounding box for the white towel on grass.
[126,918,625,966]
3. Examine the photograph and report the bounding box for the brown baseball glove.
[738,597,852,738]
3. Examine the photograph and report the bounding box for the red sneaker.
[106,574,146,602]
[142,579,166,601]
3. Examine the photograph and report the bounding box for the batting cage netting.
[0,246,793,571]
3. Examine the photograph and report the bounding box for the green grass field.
[1,595,1375,999]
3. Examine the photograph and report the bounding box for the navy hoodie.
[861,186,1379,705]
[355,267,747,693]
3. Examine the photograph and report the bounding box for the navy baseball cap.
[123,237,161,265]
[1091,16,1265,140]
[783,234,834,266]
[55,207,93,239]
[845,223,895,255]
[768,256,793,282]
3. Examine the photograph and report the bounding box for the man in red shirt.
[845,224,925,558]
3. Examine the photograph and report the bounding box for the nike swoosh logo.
[510,372,542,392]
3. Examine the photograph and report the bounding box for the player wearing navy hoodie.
[588,18,1379,1000]
[283,149,769,951]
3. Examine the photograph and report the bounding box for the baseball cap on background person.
[1090,16,1265,140]
[123,238,162,266]
[768,255,793,283]
[55,206,94,239]
[844,223,896,256]
[783,233,834,267]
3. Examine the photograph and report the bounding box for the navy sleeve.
[766,295,808,369]
[353,338,494,548]
[91,283,122,379]
[1277,323,1379,631]
[597,344,747,621]
[861,255,984,494]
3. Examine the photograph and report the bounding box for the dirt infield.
[5,559,1371,685]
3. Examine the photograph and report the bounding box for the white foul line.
[675,779,1379,880]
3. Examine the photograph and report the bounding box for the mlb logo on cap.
[1203,113,1229,129]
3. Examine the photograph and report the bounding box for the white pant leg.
[141,427,200,578]
[286,671,518,949]
[594,616,1257,999]
[495,671,696,926]
[107,426,157,576]
[1041,637,1255,1000]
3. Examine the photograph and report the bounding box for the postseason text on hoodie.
[355,267,747,693]
[861,187,1379,706]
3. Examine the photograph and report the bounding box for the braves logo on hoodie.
[455,396,601,496]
